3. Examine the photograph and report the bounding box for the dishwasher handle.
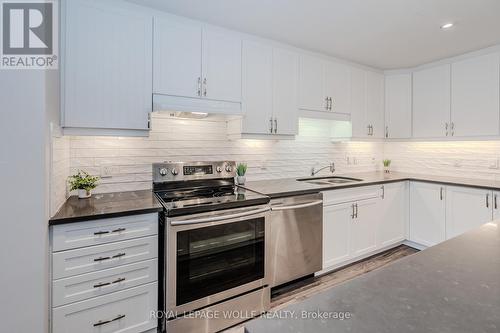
[271,200,323,211]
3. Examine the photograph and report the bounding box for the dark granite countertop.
[242,171,500,198]
[245,221,500,333]
[49,190,163,225]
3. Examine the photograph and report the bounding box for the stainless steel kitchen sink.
[297,176,363,185]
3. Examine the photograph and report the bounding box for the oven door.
[165,205,270,314]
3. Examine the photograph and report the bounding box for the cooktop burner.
[153,161,270,217]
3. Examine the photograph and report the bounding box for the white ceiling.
[131,0,500,70]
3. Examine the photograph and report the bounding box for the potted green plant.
[68,170,100,199]
[236,163,248,185]
[383,159,392,173]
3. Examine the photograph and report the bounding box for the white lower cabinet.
[323,202,352,268]
[409,182,446,247]
[378,182,408,247]
[51,214,159,333]
[350,198,380,257]
[494,191,500,219]
[53,283,157,333]
[445,186,493,239]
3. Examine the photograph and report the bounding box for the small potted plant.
[383,159,392,173]
[69,170,100,199]
[236,163,248,185]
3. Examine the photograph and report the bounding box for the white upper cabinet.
[445,186,492,239]
[299,55,328,112]
[272,48,299,135]
[202,29,242,103]
[325,61,352,114]
[451,53,500,137]
[63,0,153,132]
[351,69,384,138]
[385,74,412,138]
[153,18,202,98]
[241,41,273,134]
[299,55,351,114]
[412,64,451,138]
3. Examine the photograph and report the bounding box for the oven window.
[176,218,265,306]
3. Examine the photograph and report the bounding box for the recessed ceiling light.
[441,23,454,30]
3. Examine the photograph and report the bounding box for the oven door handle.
[271,200,323,211]
[170,206,270,226]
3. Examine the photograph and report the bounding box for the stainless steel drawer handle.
[271,200,323,211]
[112,277,126,284]
[93,231,109,236]
[171,206,270,226]
[94,256,111,262]
[93,281,111,288]
[112,252,126,259]
[93,314,126,327]
[112,227,126,233]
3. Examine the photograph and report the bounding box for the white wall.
[0,69,53,332]
[56,114,383,196]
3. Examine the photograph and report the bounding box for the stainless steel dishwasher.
[268,192,323,287]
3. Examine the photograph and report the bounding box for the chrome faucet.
[311,162,335,176]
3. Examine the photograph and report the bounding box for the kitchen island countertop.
[245,220,500,333]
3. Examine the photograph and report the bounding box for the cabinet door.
[325,61,351,114]
[409,182,446,247]
[385,74,412,138]
[451,54,500,137]
[445,186,492,239]
[299,55,327,111]
[365,71,385,138]
[323,202,353,269]
[413,64,451,138]
[273,48,299,135]
[241,41,273,134]
[351,68,368,137]
[202,29,242,102]
[379,182,408,247]
[351,198,380,257]
[153,17,202,98]
[64,0,152,130]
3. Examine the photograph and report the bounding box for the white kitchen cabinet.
[451,53,500,137]
[409,182,446,247]
[241,41,273,134]
[237,43,298,136]
[445,186,492,239]
[350,197,380,257]
[385,74,412,139]
[153,17,202,98]
[299,55,351,114]
[412,64,451,138]
[299,55,328,112]
[379,182,408,247]
[351,69,384,138]
[272,48,299,135]
[323,203,352,268]
[63,0,153,132]
[202,29,242,102]
[325,61,352,114]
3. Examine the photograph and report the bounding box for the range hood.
[153,94,242,116]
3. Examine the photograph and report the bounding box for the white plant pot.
[78,189,91,199]
[384,166,390,174]
[237,176,246,185]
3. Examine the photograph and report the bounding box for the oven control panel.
[153,161,236,183]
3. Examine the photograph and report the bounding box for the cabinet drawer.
[53,259,157,307]
[53,282,157,333]
[52,213,158,252]
[53,236,157,279]
[323,185,382,206]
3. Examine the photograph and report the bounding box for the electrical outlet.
[489,158,500,170]
[100,165,114,178]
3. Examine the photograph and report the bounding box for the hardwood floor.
[270,245,419,311]
[223,245,418,333]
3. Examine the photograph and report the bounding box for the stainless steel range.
[153,161,271,333]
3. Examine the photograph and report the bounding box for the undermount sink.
[297,176,363,186]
